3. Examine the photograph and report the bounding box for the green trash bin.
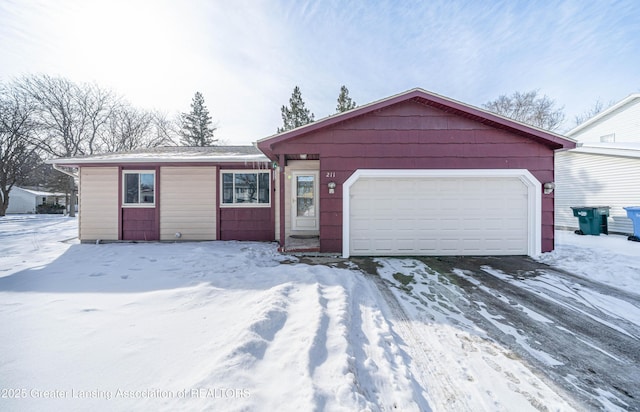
[571,206,610,235]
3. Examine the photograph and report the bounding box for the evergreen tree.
[277,86,315,133]
[336,85,356,113]
[179,92,216,146]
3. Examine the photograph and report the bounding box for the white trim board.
[342,169,542,258]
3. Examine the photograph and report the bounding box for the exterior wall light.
[328,181,336,194]
[543,182,555,194]
[299,154,308,159]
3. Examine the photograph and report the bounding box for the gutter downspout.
[51,164,79,218]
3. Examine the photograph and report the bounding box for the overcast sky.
[1,0,639,144]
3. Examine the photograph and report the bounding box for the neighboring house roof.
[12,186,66,197]
[47,146,269,167]
[258,88,576,160]
[566,93,640,137]
[571,142,640,159]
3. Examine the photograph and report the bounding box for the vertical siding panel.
[79,167,119,240]
[160,167,216,240]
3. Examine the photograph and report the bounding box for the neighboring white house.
[555,94,640,235]
[5,186,67,214]
[566,93,640,144]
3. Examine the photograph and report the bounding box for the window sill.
[122,204,156,208]
[220,203,271,208]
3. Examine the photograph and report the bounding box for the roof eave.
[47,156,271,167]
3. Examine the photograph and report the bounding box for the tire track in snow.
[362,264,472,412]
[346,273,430,411]
[429,256,637,411]
[366,258,578,412]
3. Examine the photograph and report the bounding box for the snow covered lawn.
[0,216,425,411]
[3,215,633,411]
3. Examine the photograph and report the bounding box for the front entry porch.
[280,234,320,253]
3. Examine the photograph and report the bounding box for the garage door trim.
[342,169,542,258]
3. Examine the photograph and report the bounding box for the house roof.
[47,146,269,167]
[258,88,576,160]
[13,186,66,197]
[571,142,640,159]
[566,93,640,137]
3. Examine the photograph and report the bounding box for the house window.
[221,171,270,206]
[600,133,615,143]
[123,171,155,206]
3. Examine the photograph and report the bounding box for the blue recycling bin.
[623,206,640,242]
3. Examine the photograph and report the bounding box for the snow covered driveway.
[371,251,639,411]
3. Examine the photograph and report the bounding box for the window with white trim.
[123,171,155,206]
[221,171,270,206]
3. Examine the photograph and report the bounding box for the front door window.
[296,176,315,217]
[292,171,319,231]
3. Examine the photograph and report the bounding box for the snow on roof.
[14,186,66,197]
[47,146,270,165]
[572,142,640,158]
[566,93,640,137]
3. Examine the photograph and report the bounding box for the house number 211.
[325,172,336,178]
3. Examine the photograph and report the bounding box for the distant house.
[6,186,67,214]
[49,88,575,256]
[565,94,640,144]
[555,94,640,235]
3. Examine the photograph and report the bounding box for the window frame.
[220,169,271,208]
[122,170,156,207]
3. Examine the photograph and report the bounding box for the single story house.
[555,93,640,235]
[5,186,67,214]
[49,88,576,257]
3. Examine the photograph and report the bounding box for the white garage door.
[349,176,529,256]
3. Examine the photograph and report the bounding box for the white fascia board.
[342,169,542,258]
[569,144,640,159]
[47,155,270,165]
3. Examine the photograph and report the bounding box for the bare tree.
[101,106,179,152]
[102,105,153,152]
[483,90,565,131]
[150,110,179,147]
[16,74,117,216]
[0,83,39,216]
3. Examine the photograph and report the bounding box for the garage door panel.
[349,176,529,256]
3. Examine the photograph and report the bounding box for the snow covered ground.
[1,216,425,411]
[0,215,635,411]
[537,230,640,292]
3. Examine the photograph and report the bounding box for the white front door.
[292,171,319,231]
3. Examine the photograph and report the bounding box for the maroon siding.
[219,208,274,241]
[269,100,559,253]
[122,208,158,241]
